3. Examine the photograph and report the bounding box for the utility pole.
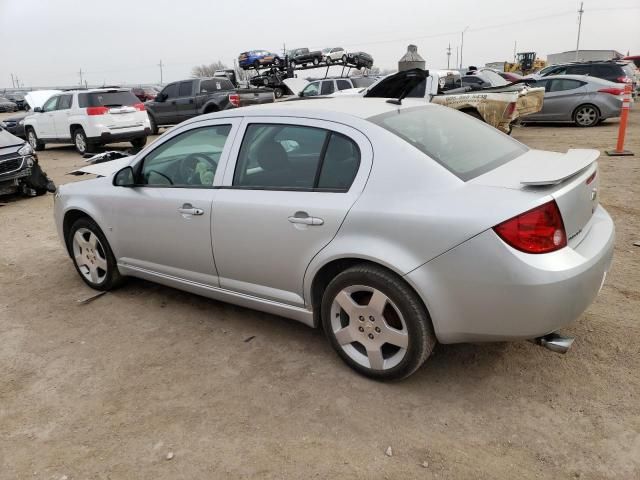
[78,68,83,87]
[455,47,459,69]
[158,60,164,85]
[10,73,15,88]
[446,43,452,69]
[575,2,584,61]
[513,41,517,62]
[460,26,469,69]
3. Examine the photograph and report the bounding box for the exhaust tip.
[534,332,574,354]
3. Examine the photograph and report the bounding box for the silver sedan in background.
[522,75,625,127]
[54,99,614,380]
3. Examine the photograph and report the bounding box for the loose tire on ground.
[321,264,436,380]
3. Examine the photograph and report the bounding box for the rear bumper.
[406,205,615,343]
[89,128,151,144]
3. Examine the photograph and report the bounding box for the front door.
[212,117,372,306]
[52,94,73,140]
[39,95,59,138]
[154,83,180,125]
[109,119,240,285]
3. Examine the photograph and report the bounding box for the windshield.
[368,106,527,181]
[478,70,508,86]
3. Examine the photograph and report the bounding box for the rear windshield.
[78,91,139,108]
[369,106,527,181]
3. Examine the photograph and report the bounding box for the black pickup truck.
[145,77,274,134]
[288,48,323,68]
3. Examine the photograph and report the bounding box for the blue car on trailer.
[239,50,282,70]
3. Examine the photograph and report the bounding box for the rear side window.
[549,79,584,92]
[336,79,352,90]
[78,91,140,108]
[200,79,233,92]
[178,81,193,97]
[320,81,335,95]
[566,65,590,75]
[369,106,527,181]
[592,65,617,78]
[233,124,360,191]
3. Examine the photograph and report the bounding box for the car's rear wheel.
[73,128,94,155]
[253,60,260,69]
[131,137,147,150]
[26,128,45,151]
[313,57,320,66]
[67,217,123,291]
[321,264,436,380]
[273,87,284,99]
[573,104,600,127]
[273,57,281,66]
[326,57,332,65]
[342,54,348,63]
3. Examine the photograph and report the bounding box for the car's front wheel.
[131,136,147,150]
[67,217,123,291]
[26,128,45,151]
[321,264,436,380]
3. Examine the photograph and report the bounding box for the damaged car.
[339,68,545,134]
[0,126,55,197]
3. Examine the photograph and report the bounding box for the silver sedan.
[54,98,614,380]
[522,75,624,127]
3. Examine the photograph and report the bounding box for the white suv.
[24,88,151,155]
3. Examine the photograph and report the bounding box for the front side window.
[42,96,59,112]
[163,84,179,99]
[369,106,527,181]
[302,82,320,97]
[320,81,335,95]
[233,124,360,191]
[140,125,231,187]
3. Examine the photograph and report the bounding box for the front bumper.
[406,205,615,343]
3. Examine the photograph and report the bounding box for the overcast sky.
[1,0,639,88]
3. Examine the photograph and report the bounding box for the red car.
[131,86,158,102]
[497,71,523,82]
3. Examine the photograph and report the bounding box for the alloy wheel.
[72,228,108,284]
[28,131,37,149]
[330,285,409,371]
[575,106,598,126]
[75,132,86,153]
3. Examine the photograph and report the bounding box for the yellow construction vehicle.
[505,52,547,76]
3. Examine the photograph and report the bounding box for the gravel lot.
[1,109,639,479]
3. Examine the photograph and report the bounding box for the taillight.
[586,170,597,185]
[133,102,146,111]
[493,200,567,254]
[505,102,516,118]
[229,93,240,107]
[86,106,109,116]
[616,76,630,83]
[598,87,625,95]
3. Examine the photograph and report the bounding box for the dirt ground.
[1,108,639,480]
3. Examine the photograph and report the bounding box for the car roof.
[184,97,431,125]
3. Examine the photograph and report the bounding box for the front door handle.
[178,203,204,216]
[288,212,324,226]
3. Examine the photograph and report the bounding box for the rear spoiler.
[520,149,599,186]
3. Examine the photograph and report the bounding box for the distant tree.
[191,61,229,78]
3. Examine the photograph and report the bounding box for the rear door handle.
[288,212,324,226]
[178,203,204,216]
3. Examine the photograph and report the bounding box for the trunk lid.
[472,149,600,246]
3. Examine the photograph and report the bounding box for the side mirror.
[33,107,43,113]
[114,166,135,187]
[298,91,304,97]
[156,93,166,102]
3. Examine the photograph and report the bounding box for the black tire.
[274,87,284,99]
[313,57,320,66]
[326,57,332,65]
[131,137,147,150]
[463,110,484,122]
[573,104,600,127]
[342,54,348,63]
[149,114,159,135]
[321,264,436,380]
[26,128,45,151]
[253,60,260,69]
[73,128,95,155]
[66,217,124,291]
[273,57,281,66]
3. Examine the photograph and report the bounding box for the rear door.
[542,79,587,121]
[212,117,372,306]
[320,80,336,95]
[174,80,196,122]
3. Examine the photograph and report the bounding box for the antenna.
[575,2,584,61]
[446,43,451,69]
[158,60,164,85]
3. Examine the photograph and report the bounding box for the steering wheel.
[178,153,218,185]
